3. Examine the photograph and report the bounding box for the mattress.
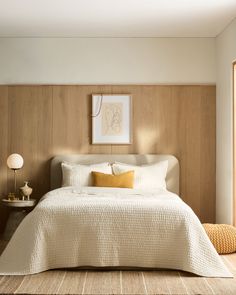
[0,187,232,277]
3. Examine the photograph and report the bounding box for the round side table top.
[1,199,36,208]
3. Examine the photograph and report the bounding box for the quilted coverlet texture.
[0,187,232,277]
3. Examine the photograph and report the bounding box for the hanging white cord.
[91,94,103,117]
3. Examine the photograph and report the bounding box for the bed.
[0,154,232,277]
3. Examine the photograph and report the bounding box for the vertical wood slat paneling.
[7,86,53,197]
[52,86,88,154]
[179,86,202,218]
[0,85,216,229]
[200,86,216,222]
[0,86,9,232]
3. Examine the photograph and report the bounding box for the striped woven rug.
[1,240,236,295]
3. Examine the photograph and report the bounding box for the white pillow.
[61,162,112,187]
[112,161,168,190]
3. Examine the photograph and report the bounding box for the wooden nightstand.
[1,198,37,241]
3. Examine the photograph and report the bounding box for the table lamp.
[7,153,24,197]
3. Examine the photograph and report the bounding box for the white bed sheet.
[0,187,232,277]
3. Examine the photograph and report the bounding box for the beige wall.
[216,18,236,224]
[0,38,215,84]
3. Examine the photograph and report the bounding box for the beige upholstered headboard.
[50,154,179,194]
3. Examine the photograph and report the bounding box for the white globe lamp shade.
[7,153,24,170]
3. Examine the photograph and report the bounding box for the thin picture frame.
[92,94,132,144]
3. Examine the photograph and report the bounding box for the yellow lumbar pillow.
[203,223,236,254]
[91,171,134,189]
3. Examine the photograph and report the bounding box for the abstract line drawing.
[92,94,131,144]
[102,103,123,136]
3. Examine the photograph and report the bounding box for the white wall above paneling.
[0,38,216,85]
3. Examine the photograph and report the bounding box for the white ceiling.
[0,0,236,37]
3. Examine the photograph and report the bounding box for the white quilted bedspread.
[0,187,232,277]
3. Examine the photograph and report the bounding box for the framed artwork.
[92,94,132,144]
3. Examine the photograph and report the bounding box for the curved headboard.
[50,154,179,194]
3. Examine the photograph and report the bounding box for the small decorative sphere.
[7,153,24,169]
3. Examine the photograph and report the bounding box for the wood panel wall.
[0,85,216,231]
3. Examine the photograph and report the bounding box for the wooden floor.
[1,241,236,295]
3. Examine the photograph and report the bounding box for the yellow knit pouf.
[203,223,236,254]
